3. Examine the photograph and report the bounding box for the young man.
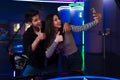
[22,9,46,77]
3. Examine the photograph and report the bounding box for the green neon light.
[69,3,84,7]
[68,3,85,71]
[81,20,85,71]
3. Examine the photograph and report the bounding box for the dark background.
[0,0,120,79]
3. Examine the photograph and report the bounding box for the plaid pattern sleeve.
[71,21,97,32]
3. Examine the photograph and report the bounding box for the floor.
[0,41,120,79]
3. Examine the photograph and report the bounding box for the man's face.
[31,14,42,29]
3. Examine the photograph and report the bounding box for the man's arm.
[32,30,46,52]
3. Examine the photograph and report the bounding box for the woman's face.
[53,15,62,29]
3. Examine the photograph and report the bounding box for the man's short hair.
[25,9,39,22]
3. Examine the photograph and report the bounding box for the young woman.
[44,13,101,74]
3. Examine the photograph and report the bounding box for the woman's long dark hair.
[44,14,63,48]
[45,14,56,48]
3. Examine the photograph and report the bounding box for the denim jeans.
[22,65,41,77]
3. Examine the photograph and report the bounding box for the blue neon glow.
[14,45,23,48]
[13,70,16,77]
[14,50,23,53]
[47,76,119,80]
[14,0,83,3]
[58,6,71,23]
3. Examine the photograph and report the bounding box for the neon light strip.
[69,3,84,7]
[82,3,85,71]
[13,70,16,77]
[48,76,119,80]
[14,0,83,3]
[81,20,85,71]
[58,6,71,11]
[69,3,85,71]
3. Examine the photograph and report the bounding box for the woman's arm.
[46,31,63,58]
[45,42,57,58]
[71,20,97,32]
[70,12,102,32]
